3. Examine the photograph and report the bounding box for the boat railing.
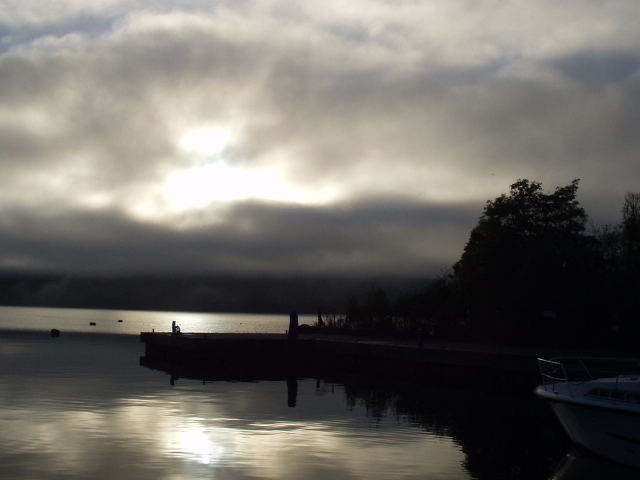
[537,357,640,397]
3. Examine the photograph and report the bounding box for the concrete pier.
[140,332,559,393]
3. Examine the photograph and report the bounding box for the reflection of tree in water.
[342,382,454,437]
[453,393,568,480]
[343,384,399,426]
[143,354,570,479]
[339,378,570,480]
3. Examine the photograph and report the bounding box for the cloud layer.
[1,0,639,276]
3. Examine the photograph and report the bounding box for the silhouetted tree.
[394,272,459,339]
[618,192,640,334]
[345,295,362,331]
[622,192,640,263]
[451,179,600,344]
[588,193,640,344]
[366,287,393,332]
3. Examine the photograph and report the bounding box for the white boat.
[535,357,640,469]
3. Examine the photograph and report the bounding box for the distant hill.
[0,273,430,315]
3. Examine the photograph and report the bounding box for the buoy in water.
[118,319,123,322]
[89,322,96,326]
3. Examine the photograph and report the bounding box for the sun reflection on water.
[0,331,476,479]
[177,426,225,465]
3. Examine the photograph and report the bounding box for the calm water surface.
[0,305,315,334]
[0,307,638,479]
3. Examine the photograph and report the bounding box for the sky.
[1,0,639,278]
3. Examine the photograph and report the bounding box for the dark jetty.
[138,332,576,393]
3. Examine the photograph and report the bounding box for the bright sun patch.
[179,127,231,157]
[165,161,311,207]
[162,126,337,209]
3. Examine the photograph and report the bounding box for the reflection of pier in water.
[139,332,545,394]
[139,336,575,480]
[140,332,640,479]
[141,352,302,407]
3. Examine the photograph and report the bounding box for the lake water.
[0,305,317,335]
[1,306,638,479]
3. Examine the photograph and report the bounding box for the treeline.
[0,273,426,315]
[316,180,640,350]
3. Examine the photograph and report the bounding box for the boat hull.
[545,398,640,468]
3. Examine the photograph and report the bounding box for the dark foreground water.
[1,329,639,479]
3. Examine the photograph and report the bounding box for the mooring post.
[287,311,299,340]
[287,378,298,407]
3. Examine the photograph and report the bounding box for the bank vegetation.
[315,180,640,350]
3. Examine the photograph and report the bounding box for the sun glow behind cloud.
[165,161,316,207]
[162,126,337,210]
[180,127,231,157]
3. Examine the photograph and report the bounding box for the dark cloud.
[551,50,640,85]
[0,1,638,278]
[0,198,476,276]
